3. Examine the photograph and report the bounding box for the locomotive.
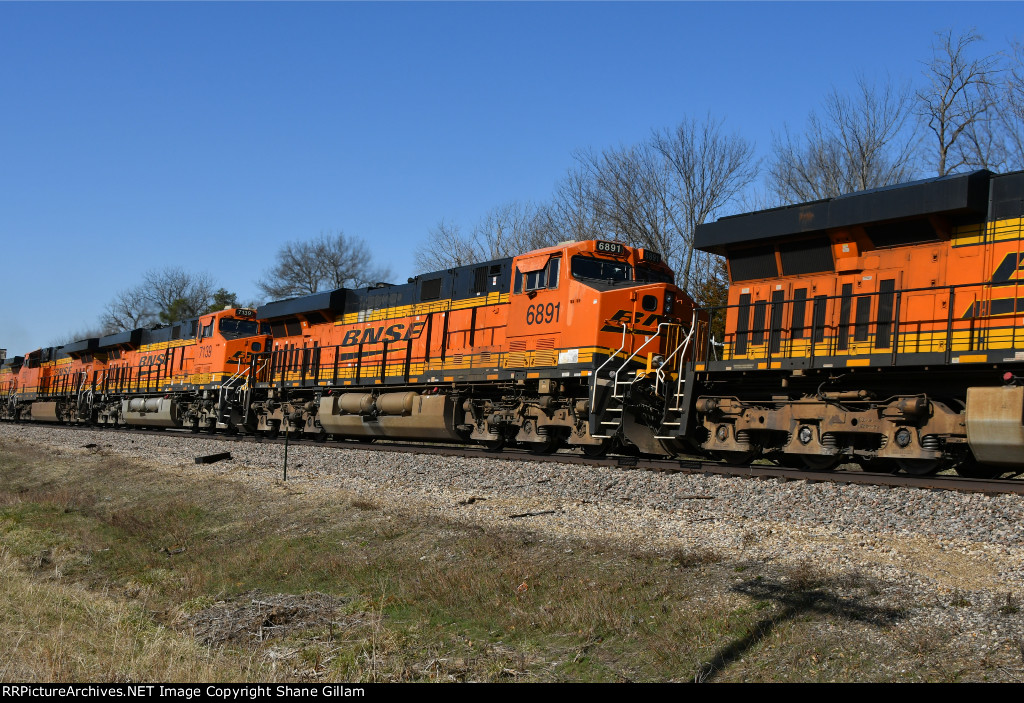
[676,168,1024,477]
[1,307,267,431]
[2,239,692,457]
[3,169,1024,477]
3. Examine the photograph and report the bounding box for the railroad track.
[11,421,1024,496]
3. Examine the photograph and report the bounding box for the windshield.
[571,255,633,284]
[219,318,262,340]
[636,265,674,284]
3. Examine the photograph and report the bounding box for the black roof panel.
[696,170,994,254]
[60,338,99,355]
[257,289,347,320]
[97,329,142,349]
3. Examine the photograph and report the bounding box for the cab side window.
[515,257,560,293]
[199,321,214,340]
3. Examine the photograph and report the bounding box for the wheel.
[953,457,1005,479]
[794,454,840,472]
[528,439,561,455]
[315,430,327,443]
[858,458,900,474]
[716,449,760,466]
[581,440,612,458]
[895,459,941,476]
[480,438,505,452]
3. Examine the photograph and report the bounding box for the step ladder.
[591,321,682,439]
[655,312,699,439]
[214,359,253,426]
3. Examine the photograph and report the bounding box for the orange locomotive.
[2,240,693,457]
[247,239,692,455]
[676,169,1024,475]
[1,307,270,430]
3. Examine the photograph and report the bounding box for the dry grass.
[0,437,1021,682]
[0,549,270,682]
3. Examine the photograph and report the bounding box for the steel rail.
[4,421,1023,496]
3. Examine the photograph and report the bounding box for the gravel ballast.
[3,423,1024,670]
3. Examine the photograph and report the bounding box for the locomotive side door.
[507,253,564,369]
[194,315,216,378]
[738,280,785,361]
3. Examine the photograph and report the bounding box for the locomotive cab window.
[636,265,674,284]
[199,321,214,340]
[514,256,560,294]
[571,255,632,284]
[219,318,260,340]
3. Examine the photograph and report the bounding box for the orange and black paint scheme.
[683,169,1024,475]
[249,240,691,454]
[8,170,1024,473]
[2,240,692,456]
[1,308,270,430]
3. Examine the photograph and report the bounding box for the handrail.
[698,275,1024,365]
[616,322,676,393]
[656,312,698,397]
[590,323,628,413]
[219,360,251,390]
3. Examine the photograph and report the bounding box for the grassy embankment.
[0,437,1018,682]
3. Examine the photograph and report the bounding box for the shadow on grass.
[694,577,905,682]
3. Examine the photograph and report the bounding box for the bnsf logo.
[961,252,1024,318]
[601,309,671,333]
[339,321,426,347]
[140,354,166,366]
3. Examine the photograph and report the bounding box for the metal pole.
[283,421,289,482]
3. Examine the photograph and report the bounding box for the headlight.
[665,292,675,315]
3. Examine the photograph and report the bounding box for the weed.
[781,558,827,591]
[950,590,972,608]
[669,546,723,568]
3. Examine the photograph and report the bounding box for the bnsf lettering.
[340,321,425,347]
[139,354,167,366]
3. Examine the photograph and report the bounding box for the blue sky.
[2,1,1021,353]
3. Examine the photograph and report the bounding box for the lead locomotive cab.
[500,239,692,456]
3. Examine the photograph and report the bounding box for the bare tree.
[543,165,605,243]
[997,38,1024,169]
[99,267,226,332]
[432,116,755,299]
[576,144,682,266]
[147,267,216,323]
[414,219,480,272]
[654,115,759,293]
[100,285,154,333]
[414,202,559,273]
[50,325,110,346]
[471,201,550,259]
[769,77,916,202]
[257,231,391,300]
[916,28,1001,175]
